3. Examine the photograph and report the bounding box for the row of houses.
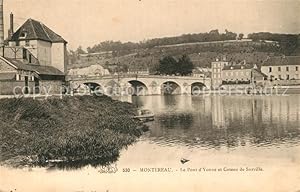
[210,56,300,89]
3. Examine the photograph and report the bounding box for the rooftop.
[193,67,211,73]
[9,18,67,43]
[223,64,256,70]
[2,57,64,76]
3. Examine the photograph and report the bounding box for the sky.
[3,0,300,50]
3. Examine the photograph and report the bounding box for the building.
[68,64,110,77]
[221,62,267,87]
[211,58,229,89]
[8,18,68,73]
[0,57,65,94]
[192,67,211,78]
[127,68,150,75]
[261,56,300,85]
[0,13,68,95]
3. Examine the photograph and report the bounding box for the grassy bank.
[0,95,145,168]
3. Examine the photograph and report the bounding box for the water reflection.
[1,95,300,192]
[123,95,300,149]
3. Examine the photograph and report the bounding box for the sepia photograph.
[0,0,300,191]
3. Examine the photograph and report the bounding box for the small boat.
[134,109,154,122]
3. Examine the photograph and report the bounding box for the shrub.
[0,95,144,168]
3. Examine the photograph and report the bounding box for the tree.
[76,46,86,54]
[157,55,194,76]
[68,50,77,64]
[238,33,244,40]
[177,55,194,76]
[158,56,177,75]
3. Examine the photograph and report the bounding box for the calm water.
[127,95,300,149]
[1,95,300,192]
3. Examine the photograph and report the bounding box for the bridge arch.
[191,82,207,95]
[75,82,103,94]
[161,81,182,95]
[83,82,103,91]
[128,80,148,96]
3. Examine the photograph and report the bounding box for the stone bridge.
[67,74,211,95]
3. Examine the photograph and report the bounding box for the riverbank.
[0,95,146,168]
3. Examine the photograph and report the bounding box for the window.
[29,55,32,64]
[20,32,27,38]
[279,75,282,80]
[16,41,20,46]
[296,66,299,71]
[286,67,289,71]
[25,40,30,46]
[269,67,272,72]
[22,49,27,60]
[278,67,281,71]
[16,74,20,81]
[287,75,290,80]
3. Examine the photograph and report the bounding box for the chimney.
[0,0,4,47]
[9,12,13,38]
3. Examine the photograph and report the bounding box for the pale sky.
[3,0,300,50]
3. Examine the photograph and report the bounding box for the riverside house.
[211,59,229,89]
[0,15,68,95]
[211,58,267,89]
[221,62,267,88]
[261,56,300,86]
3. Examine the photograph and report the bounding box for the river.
[1,95,300,192]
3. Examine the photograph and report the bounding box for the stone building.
[221,63,267,87]
[211,58,268,89]
[0,16,68,95]
[261,56,300,86]
[211,59,229,89]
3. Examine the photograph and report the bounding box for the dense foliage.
[0,95,144,168]
[157,55,194,76]
[248,32,299,55]
[68,31,299,75]
[86,29,237,53]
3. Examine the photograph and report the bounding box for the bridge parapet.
[67,74,210,81]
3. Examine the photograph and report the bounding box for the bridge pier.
[179,83,191,95]
[149,86,161,95]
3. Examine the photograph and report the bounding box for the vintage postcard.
[0,0,300,191]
